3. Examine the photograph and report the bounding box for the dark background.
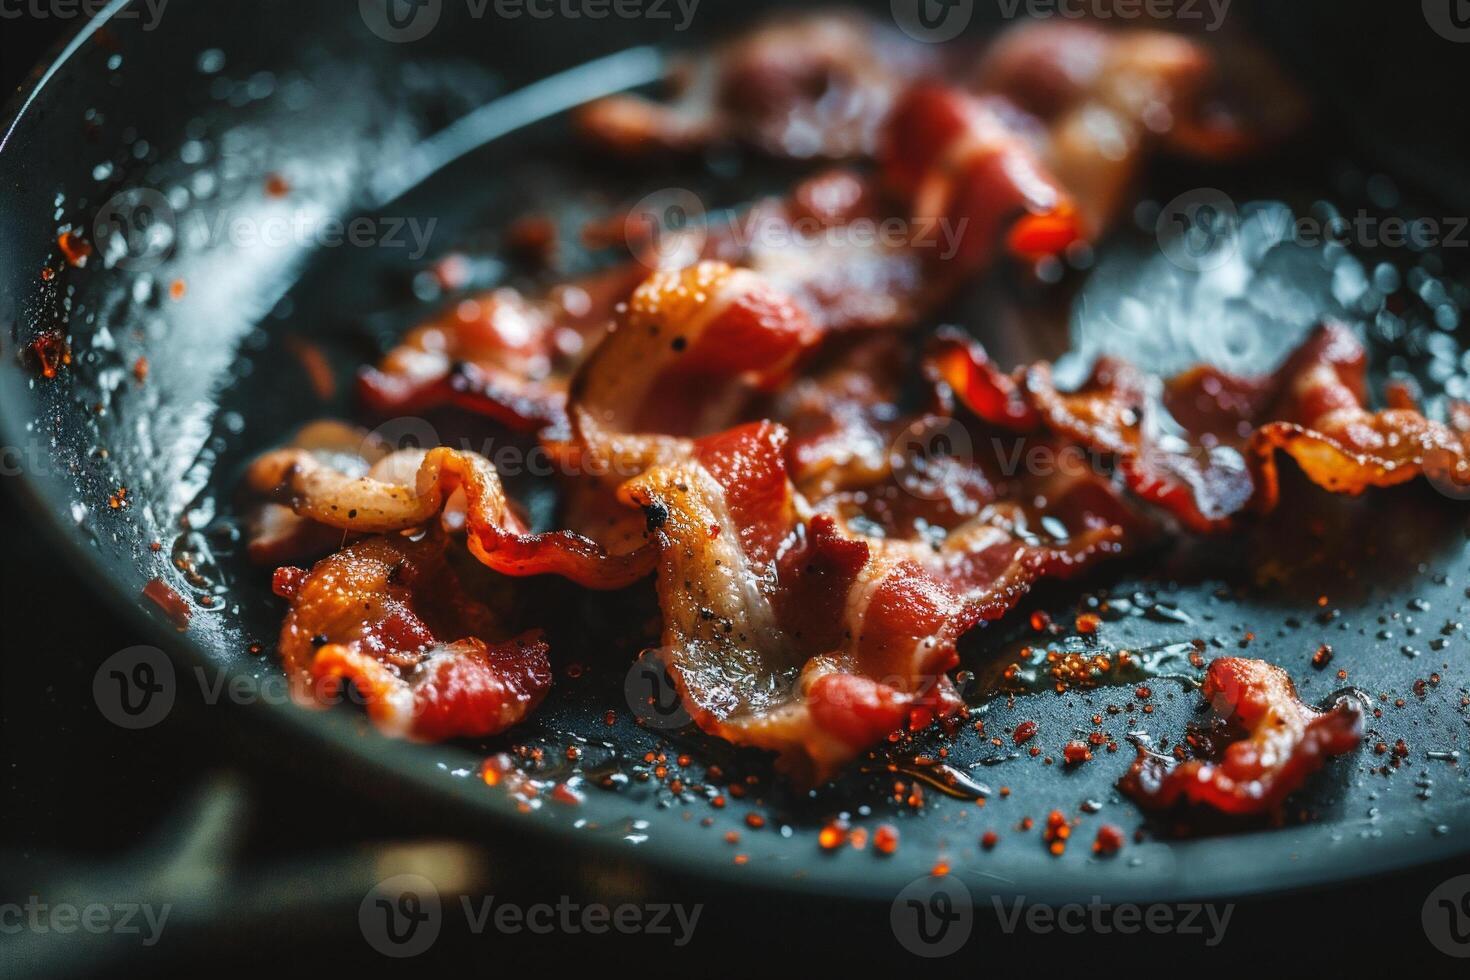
[3,3,1469,976]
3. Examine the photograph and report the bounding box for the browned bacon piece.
[356,263,647,433]
[1121,657,1362,816]
[974,21,1305,234]
[272,532,551,740]
[576,12,937,160]
[939,322,1470,530]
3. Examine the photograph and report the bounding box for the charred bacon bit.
[143,578,192,630]
[576,13,936,160]
[25,329,71,379]
[926,327,1040,432]
[1121,657,1362,816]
[247,444,653,589]
[274,532,550,739]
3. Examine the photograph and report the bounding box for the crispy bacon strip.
[1121,657,1362,815]
[272,532,551,740]
[937,323,1470,529]
[247,445,653,589]
[620,418,1140,785]
[576,13,935,160]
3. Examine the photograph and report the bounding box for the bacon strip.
[938,322,1470,529]
[272,532,551,740]
[357,263,646,433]
[1121,657,1362,816]
[576,13,936,160]
[247,445,653,589]
[620,417,1140,785]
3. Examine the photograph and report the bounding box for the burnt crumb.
[644,503,669,532]
[671,336,688,352]
[311,633,330,647]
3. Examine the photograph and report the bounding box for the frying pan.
[2,0,1468,925]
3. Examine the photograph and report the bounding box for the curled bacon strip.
[1121,657,1362,815]
[247,445,653,589]
[273,532,551,740]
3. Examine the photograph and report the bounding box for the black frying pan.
[2,0,1468,930]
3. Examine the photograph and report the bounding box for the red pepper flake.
[1092,824,1125,857]
[131,356,150,383]
[1018,816,1034,831]
[169,279,187,300]
[40,266,56,281]
[930,860,949,876]
[1312,644,1333,668]
[873,824,900,856]
[263,172,291,197]
[733,854,749,865]
[58,230,92,267]
[745,812,766,830]
[1013,720,1038,745]
[848,826,869,850]
[708,523,721,539]
[1030,610,1051,632]
[818,819,850,851]
[723,830,740,844]
[1063,741,1093,765]
[25,329,71,379]
[1042,810,1071,856]
[551,782,583,806]
[1075,612,1101,635]
[981,830,999,850]
[602,709,616,725]
[142,578,191,630]
[1135,685,1152,699]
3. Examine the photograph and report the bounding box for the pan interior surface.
[1,0,1467,902]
